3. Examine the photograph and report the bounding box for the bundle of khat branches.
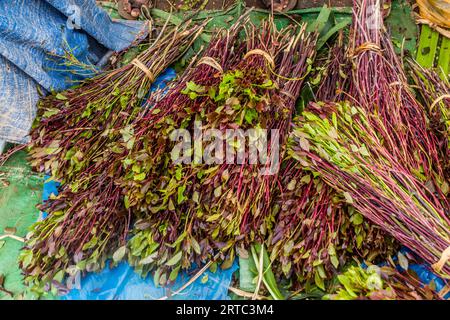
[289,101,450,277]
[313,31,349,102]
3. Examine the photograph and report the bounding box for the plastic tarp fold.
[40,69,238,300]
[0,0,145,144]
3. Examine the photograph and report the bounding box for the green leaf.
[53,270,65,283]
[120,95,129,107]
[182,81,205,96]
[132,164,141,173]
[209,262,218,273]
[238,256,256,291]
[112,87,120,96]
[214,186,222,198]
[139,252,158,265]
[332,112,338,128]
[317,264,327,278]
[188,92,198,99]
[260,79,274,88]
[82,236,98,250]
[43,109,60,118]
[330,254,339,269]
[337,275,358,297]
[287,179,297,191]
[283,240,294,255]
[359,145,370,157]
[206,213,221,222]
[366,273,383,290]
[343,192,354,204]
[153,267,162,287]
[169,231,186,248]
[201,274,209,284]
[310,73,322,85]
[251,244,284,300]
[20,250,33,269]
[317,20,351,50]
[282,261,292,275]
[175,167,182,181]
[166,251,182,266]
[190,237,201,255]
[356,234,364,248]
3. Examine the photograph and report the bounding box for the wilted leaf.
[201,274,209,284]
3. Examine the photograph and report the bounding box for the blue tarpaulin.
[0,0,145,144]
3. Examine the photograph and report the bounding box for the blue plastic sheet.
[0,0,145,144]
[40,69,239,300]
